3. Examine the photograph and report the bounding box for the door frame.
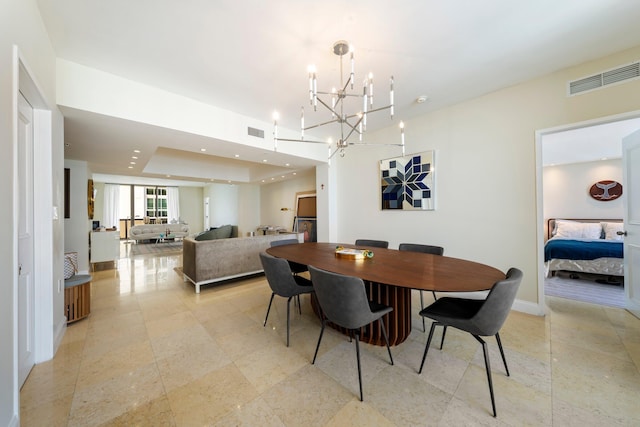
[535,109,640,314]
[14,47,58,394]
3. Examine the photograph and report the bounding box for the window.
[144,186,168,222]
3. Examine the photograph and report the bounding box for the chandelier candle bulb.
[308,66,314,103]
[400,121,405,155]
[313,73,318,110]
[363,90,368,130]
[350,51,355,89]
[390,76,394,118]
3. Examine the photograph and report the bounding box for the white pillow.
[554,220,602,239]
[601,222,624,240]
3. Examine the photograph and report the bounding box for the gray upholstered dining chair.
[259,252,314,347]
[308,265,394,401]
[417,267,523,417]
[354,239,389,248]
[270,238,308,275]
[398,243,444,332]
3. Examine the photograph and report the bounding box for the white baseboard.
[513,298,546,316]
[53,316,67,354]
[8,414,19,427]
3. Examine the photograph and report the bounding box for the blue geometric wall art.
[380,150,435,210]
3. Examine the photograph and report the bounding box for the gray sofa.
[182,230,303,293]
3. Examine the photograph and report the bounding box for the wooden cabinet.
[90,231,119,263]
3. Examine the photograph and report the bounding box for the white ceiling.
[37,0,640,184]
[542,118,640,167]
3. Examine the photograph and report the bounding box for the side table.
[64,274,92,323]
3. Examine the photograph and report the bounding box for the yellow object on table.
[335,246,374,259]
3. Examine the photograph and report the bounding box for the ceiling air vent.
[568,61,640,96]
[247,127,264,138]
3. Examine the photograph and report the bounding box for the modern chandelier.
[273,40,405,159]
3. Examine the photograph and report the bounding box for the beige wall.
[238,184,261,237]
[334,45,640,307]
[260,171,316,232]
[178,186,204,233]
[204,182,238,231]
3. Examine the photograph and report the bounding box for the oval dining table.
[266,242,506,346]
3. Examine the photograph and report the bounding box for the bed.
[544,219,624,277]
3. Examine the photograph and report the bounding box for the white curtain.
[167,187,180,223]
[103,184,120,229]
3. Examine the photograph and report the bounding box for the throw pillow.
[554,220,601,240]
[601,222,624,240]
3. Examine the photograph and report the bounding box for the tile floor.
[20,251,640,426]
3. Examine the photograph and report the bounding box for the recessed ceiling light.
[416,95,429,104]
[128,166,133,169]
[166,175,171,178]
[285,163,290,167]
[200,148,206,152]
[293,172,297,175]
[130,161,136,165]
[234,154,240,158]
[271,177,275,180]
[262,180,265,183]
[133,149,140,153]
[281,175,285,178]
[132,156,138,159]
[263,159,267,162]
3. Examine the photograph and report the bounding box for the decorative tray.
[335,246,374,259]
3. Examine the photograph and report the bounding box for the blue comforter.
[544,238,623,262]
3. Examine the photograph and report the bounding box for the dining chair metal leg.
[419,290,426,332]
[379,319,394,365]
[286,296,293,347]
[312,319,326,364]
[439,325,448,349]
[263,293,276,327]
[297,294,302,315]
[354,331,363,401]
[418,322,438,374]
[495,333,510,376]
[474,335,497,417]
[420,291,439,332]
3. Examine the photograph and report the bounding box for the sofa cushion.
[195,224,233,241]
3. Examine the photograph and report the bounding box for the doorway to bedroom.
[539,115,640,308]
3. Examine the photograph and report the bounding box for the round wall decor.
[589,180,622,201]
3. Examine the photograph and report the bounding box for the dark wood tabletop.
[267,242,505,293]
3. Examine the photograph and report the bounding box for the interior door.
[17,92,35,387]
[622,129,640,318]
